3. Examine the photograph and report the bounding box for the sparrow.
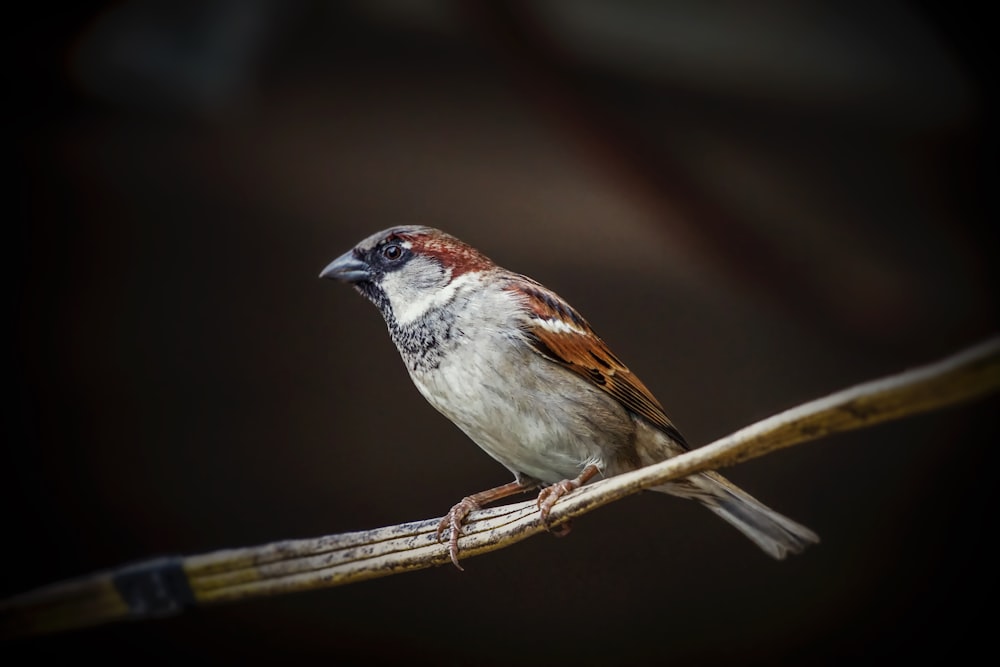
[321,225,819,569]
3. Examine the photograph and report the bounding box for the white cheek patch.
[386,269,480,326]
[535,317,587,336]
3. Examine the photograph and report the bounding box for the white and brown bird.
[321,225,818,568]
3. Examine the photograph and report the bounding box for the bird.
[320,225,819,569]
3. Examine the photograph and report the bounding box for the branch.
[3,336,998,639]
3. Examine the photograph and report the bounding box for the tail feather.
[653,471,819,559]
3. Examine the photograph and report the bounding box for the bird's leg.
[536,464,600,524]
[437,480,537,570]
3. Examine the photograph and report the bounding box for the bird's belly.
[408,343,634,484]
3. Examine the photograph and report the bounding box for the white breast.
[404,282,633,484]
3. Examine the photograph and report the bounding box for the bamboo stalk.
[2,336,997,639]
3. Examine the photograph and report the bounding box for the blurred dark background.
[8,1,997,664]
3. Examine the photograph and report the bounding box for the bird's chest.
[387,307,458,373]
[403,322,521,418]
[400,321,620,482]
[389,305,518,420]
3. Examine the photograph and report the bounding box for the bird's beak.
[319,251,371,283]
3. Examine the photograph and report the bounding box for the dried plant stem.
[2,336,998,639]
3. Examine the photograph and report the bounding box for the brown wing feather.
[509,278,688,448]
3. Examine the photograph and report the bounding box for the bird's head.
[320,225,496,325]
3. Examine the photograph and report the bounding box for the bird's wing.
[507,277,688,448]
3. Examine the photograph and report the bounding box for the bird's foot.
[435,480,539,570]
[436,497,480,571]
[536,464,600,525]
[536,479,581,523]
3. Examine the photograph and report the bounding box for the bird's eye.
[382,243,403,261]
